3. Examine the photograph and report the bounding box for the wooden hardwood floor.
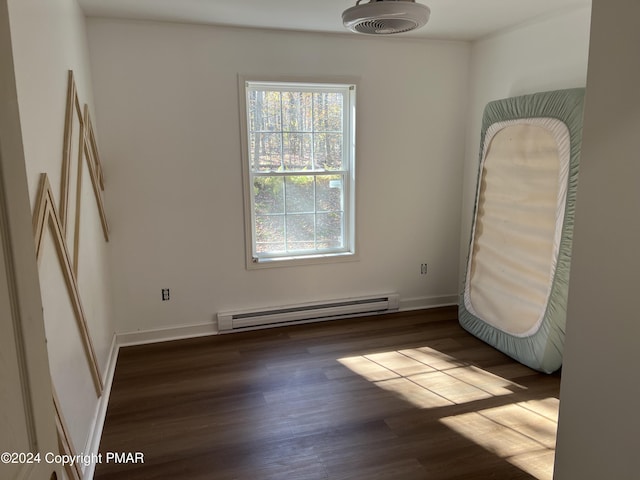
[95,307,561,479]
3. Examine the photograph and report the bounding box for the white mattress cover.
[463,118,570,337]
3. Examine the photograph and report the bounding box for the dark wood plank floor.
[95,307,561,479]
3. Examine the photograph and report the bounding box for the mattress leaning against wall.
[459,88,585,374]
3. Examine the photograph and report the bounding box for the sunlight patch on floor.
[337,347,526,407]
[440,397,559,480]
[337,347,559,478]
[375,377,454,408]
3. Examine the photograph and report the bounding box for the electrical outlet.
[420,263,428,275]
[162,288,170,301]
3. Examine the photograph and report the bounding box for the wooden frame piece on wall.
[53,388,82,480]
[32,173,103,395]
[82,104,109,240]
[60,70,84,272]
[84,104,105,191]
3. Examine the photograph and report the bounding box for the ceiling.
[77,0,591,41]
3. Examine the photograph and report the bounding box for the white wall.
[460,7,592,284]
[86,19,470,334]
[0,2,61,477]
[8,0,115,461]
[554,0,640,477]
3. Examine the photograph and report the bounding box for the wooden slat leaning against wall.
[59,71,109,276]
[82,103,108,240]
[32,173,103,480]
[32,69,110,480]
[84,104,106,192]
[32,173,103,394]
[59,70,83,274]
[52,390,82,480]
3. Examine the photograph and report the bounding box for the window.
[240,79,356,267]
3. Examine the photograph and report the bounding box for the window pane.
[285,176,314,213]
[244,81,354,262]
[286,214,315,251]
[255,215,284,253]
[249,90,281,132]
[254,177,284,214]
[283,133,312,170]
[282,91,313,132]
[250,133,282,172]
[316,212,344,248]
[316,175,343,212]
[313,92,343,132]
[314,133,343,170]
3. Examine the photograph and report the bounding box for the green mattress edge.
[459,87,585,374]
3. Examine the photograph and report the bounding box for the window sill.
[247,251,358,270]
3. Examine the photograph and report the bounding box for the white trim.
[114,300,458,347]
[117,322,217,347]
[81,333,118,479]
[246,250,359,269]
[399,295,458,312]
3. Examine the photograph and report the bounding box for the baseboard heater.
[217,293,400,333]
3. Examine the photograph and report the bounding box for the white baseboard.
[117,322,217,346]
[82,333,119,480]
[116,297,459,347]
[399,294,459,312]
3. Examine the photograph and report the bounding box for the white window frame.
[239,76,357,269]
